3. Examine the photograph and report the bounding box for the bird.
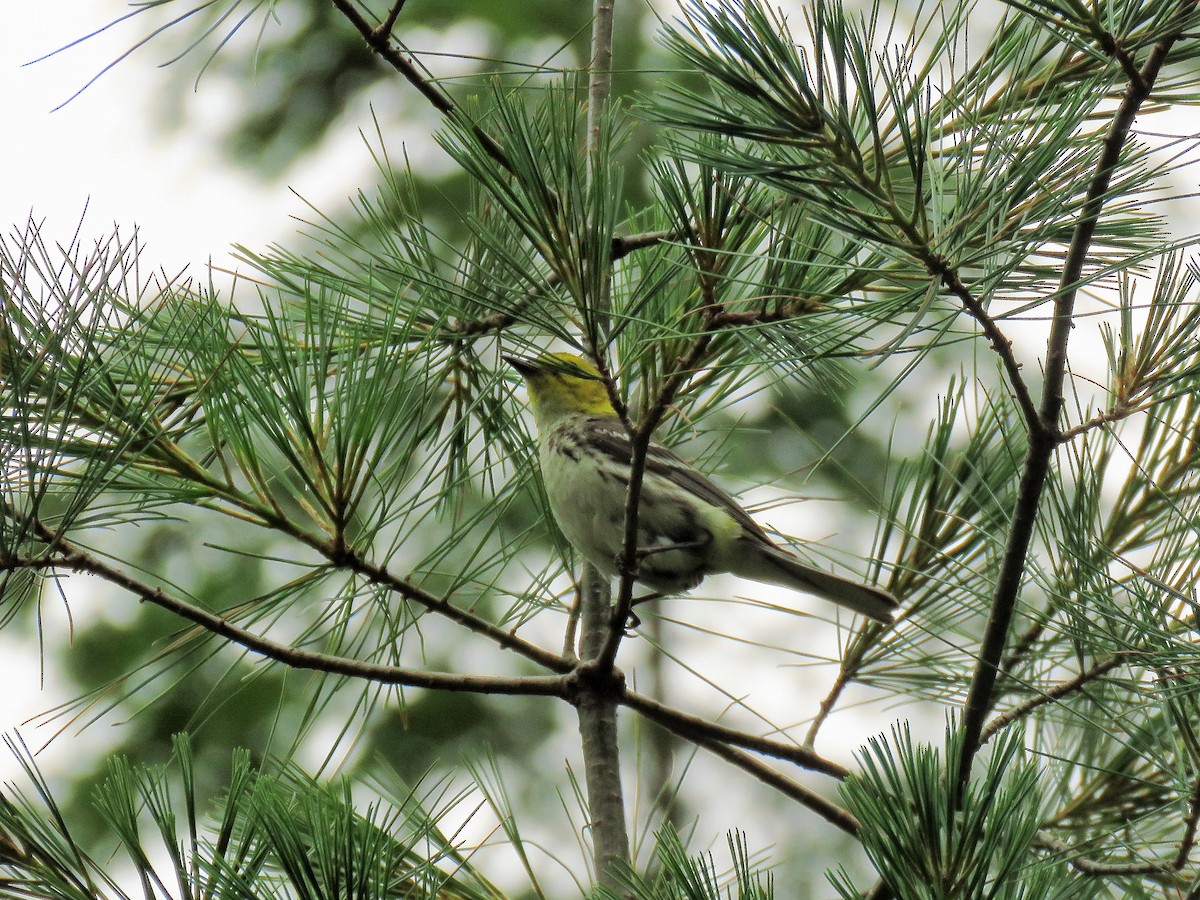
[505,351,898,623]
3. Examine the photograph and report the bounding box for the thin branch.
[3,549,567,696]
[140,453,575,672]
[1034,832,1183,877]
[692,738,860,835]
[954,4,1196,797]
[805,665,854,750]
[574,0,630,887]
[1058,405,1134,443]
[586,0,616,161]
[1089,26,1147,92]
[336,545,572,672]
[979,653,1135,745]
[1174,776,1200,871]
[562,584,583,662]
[29,509,571,675]
[621,688,850,778]
[325,0,513,174]
[1057,395,1170,443]
[610,228,679,260]
[934,258,1041,434]
[371,0,408,41]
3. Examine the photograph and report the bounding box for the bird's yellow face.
[505,352,616,429]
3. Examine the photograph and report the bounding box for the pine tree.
[4,0,1200,896]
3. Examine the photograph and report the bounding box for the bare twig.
[1089,26,1147,92]
[979,653,1135,745]
[622,688,850,778]
[805,665,854,750]
[1057,396,1172,443]
[1034,832,1184,878]
[371,0,408,41]
[336,545,572,672]
[933,258,1041,434]
[325,0,513,174]
[693,738,860,835]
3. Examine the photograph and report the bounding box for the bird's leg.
[632,590,666,606]
[611,593,665,633]
[615,535,709,633]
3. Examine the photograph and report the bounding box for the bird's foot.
[612,592,666,634]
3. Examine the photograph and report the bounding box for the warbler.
[506,352,898,623]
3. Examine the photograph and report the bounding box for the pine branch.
[979,653,1136,745]
[598,325,718,671]
[621,688,849,778]
[954,0,1198,797]
[4,536,568,696]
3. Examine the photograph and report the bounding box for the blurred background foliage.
[154,0,663,226]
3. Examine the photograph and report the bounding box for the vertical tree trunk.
[574,0,629,889]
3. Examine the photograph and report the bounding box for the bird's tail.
[731,541,899,624]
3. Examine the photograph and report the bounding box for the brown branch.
[596,329,718,672]
[1055,383,1200,442]
[621,688,850,778]
[371,0,408,41]
[979,653,1135,745]
[29,510,571,675]
[12,519,867,826]
[933,258,1041,434]
[4,548,567,697]
[326,0,512,174]
[131,453,574,673]
[706,301,812,329]
[9,531,856,783]
[610,228,679,261]
[693,738,860,835]
[1058,401,1139,442]
[1174,776,1200,871]
[1089,26,1148,93]
[1034,832,1187,878]
[333,544,572,672]
[805,665,854,750]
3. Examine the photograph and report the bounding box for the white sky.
[4,3,295,272]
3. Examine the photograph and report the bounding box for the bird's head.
[504,352,616,431]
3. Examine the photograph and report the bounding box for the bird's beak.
[503,354,539,377]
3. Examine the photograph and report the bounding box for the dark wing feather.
[580,417,775,545]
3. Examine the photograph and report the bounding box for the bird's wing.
[580,417,776,545]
